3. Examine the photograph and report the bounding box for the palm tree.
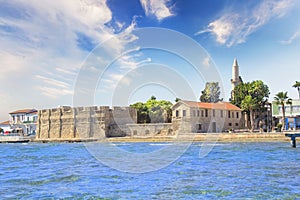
[274,92,292,131]
[241,95,257,132]
[292,81,300,99]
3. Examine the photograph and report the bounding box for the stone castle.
[36,106,138,141]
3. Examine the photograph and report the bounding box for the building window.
[133,130,137,135]
[197,110,200,117]
[197,124,202,131]
[229,123,232,126]
[232,112,234,118]
[193,110,196,117]
[183,110,186,117]
[212,109,215,117]
[220,110,223,118]
[201,110,204,117]
[27,117,29,121]
[205,109,208,117]
[235,123,239,126]
[176,110,179,117]
[228,111,231,118]
[236,112,239,118]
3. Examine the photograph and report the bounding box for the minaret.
[231,58,241,100]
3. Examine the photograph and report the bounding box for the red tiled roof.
[0,120,10,125]
[9,109,38,115]
[180,100,242,111]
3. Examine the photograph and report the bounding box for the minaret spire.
[233,57,238,67]
[231,58,242,100]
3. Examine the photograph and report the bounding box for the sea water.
[0,142,299,199]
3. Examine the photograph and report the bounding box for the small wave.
[112,143,130,146]
[149,143,174,146]
[198,143,228,147]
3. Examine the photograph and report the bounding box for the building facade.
[272,99,300,130]
[172,100,244,133]
[9,109,38,135]
[0,121,12,133]
[36,106,137,140]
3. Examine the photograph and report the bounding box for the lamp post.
[265,104,271,132]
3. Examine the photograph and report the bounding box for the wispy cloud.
[0,0,142,116]
[55,67,77,76]
[35,75,70,89]
[202,56,211,68]
[99,55,151,91]
[37,86,73,99]
[280,30,300,44]
[140,0,175,21]
[196,0,293,47]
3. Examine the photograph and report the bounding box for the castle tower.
[231,58,241,100]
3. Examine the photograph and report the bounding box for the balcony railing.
[10,120,37,124]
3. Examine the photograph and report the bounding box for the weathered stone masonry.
[36,106,137,140]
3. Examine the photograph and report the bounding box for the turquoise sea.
[0,142,299,199]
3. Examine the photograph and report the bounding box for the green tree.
[274,91,292,131]
[200,82,223,103]
[130,96,173,123]
[175,97,181,102]
[150,95,156,100]
[231,82,250,107]
[130,102,150,123]
[231,80,270,131]
[292,81,300,99]
[241,95,257,132]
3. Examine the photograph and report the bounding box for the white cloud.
[55,67,77,76]
[196,0,294,47]
[35,75,70,89]
[140,0,175,21]
[37,86,73,99]
[0,0,140,119]
[280,30,300,44]
[0,51,26,76]
[202,56,211,68]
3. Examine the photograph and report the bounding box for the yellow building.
[172,100,243,133]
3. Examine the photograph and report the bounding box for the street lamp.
[264,104,271,132]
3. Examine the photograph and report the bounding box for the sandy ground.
[106,133,292,143]
[33,132,299,143]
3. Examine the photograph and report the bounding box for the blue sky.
[0,0,300,121]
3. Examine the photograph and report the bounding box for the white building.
[9,109,38,135]
[0,120,12,133]
[272,99,300,130]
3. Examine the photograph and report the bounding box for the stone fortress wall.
[36,106,138,140]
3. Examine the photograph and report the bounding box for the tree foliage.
[130,96,173,123]
[231,80,270,131]
[274,91,292,131]
[175,97,181,102]
[200,82,223,103]
[232,80,270,110]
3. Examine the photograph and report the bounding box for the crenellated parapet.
[36,106,137,141]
